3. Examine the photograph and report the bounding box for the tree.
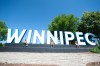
[48,14,78,33]
[48,14,78,44]
[0,21,8,41]
[78,12,100,38]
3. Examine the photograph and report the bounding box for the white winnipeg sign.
[6,28,98,45]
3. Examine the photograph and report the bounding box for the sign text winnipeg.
[7,28,97,45]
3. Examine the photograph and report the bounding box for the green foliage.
[0,21,8,41]
[0,43,5,47]
[90,46,100,54]
[48,14,79,34]
[78,12,100,38]
[0,43,2,46]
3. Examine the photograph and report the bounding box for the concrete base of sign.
[0,44,95,53]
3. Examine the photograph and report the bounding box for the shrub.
[0,43,2,46]
[2,44,5,47]
[90,46,100,54]
[0,43,5,47]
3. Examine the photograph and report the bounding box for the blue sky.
[0,0,100,43]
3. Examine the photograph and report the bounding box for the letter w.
[7,28,26,43]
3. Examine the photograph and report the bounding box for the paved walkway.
[0,52,100,66]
